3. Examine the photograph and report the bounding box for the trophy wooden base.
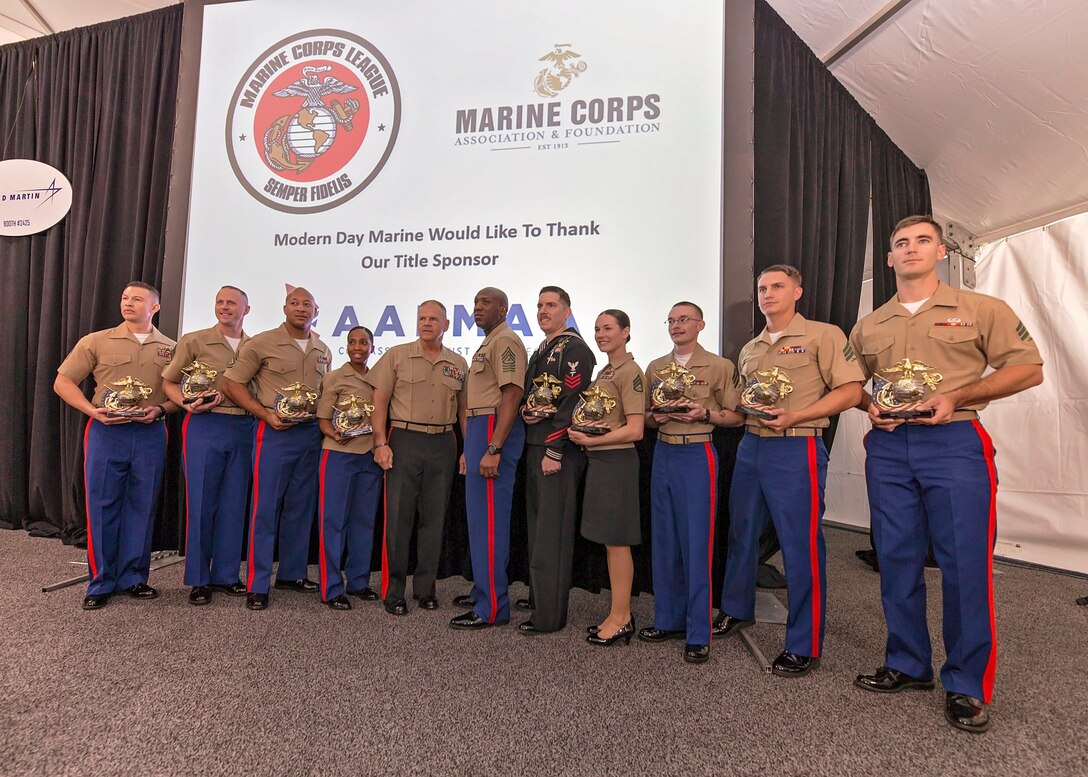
[339,427,373,438]
[878,409,935,419]
[105,409,148,418]
[736,405,775,421]
[650,405,693,414]
[571,424,609,436]
[524,409,557,419]
[183,392,219,406]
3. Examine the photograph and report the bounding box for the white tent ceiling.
[3,0,1086,242]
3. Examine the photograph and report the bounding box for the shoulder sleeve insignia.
[632,374,644,393]
[843,343,857,362]
[1015,321,1033,342]
[501,346,517,373]
[731,367,743,388]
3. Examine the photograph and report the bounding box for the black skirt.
[580,448,641,546]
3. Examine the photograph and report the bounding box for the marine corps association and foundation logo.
[226,29,400,214]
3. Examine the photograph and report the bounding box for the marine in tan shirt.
[849,216,1043,734]
[718,266,864,679]
[574,353,645,451]
[53,282,176,610]
[366,301,468,612]
[638,301,742,661]
[161,285,254,605]
[219,287,331,607]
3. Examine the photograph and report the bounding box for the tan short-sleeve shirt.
[366,341,468,425]
[645,344,740,436]
[161,325,250,411]
[848,283,1043,415]
[738,314,865,431]
[58,323,175,407]
[223,323,332,410]
[317,364,376,454]
[466,321,527,410]
[582,353,645,451]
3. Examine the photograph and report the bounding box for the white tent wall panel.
[826,214,1088,574]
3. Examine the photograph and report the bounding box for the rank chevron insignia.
[501,346,517,372]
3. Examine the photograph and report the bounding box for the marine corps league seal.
[226,29,401,214]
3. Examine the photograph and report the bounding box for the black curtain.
[754,0,872,335]
[871,125,932,306]
[0,7,183,545]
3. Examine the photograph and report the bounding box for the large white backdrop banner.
[182,0,725,364]
[827,217,1086,574]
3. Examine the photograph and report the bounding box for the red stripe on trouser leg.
[972,420,999,704]
[247,421,266,590]
[318,449,329,601]
[703,442,717,642]
[181,414,191,563]
[487,414,497,623]
[806,437,821,658]
[83,420,98,580]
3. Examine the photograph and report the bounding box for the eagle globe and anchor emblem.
[534,44,587,98]
[263,65,360,174]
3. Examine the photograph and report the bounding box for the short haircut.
[347,325,374,343]
[219,285,249,300]
[538,285,571,308]
[759,264,802,286]
[477,286,508,309]
[418,299,447,315]
[125,281,160,301]
[285,286,314,303]
[600,308,631,343]
[670,300,703,319]
[890,215,944,247]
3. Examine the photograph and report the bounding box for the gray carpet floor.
[1,526,1085,776]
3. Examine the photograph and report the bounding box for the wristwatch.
[486,443,502,455]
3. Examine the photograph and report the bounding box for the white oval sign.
[0,159,74,236]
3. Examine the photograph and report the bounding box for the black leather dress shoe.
[449,610,505,630]
[515,597,534,611]
[209,582,247,597]
[771,650,819,677]
[325,594,353,611]
[711,612,754,638]
[383,598,408,616]
[274,578,319,592]
[452,594,476,607]
[855,548,879,571]
[637,626,685,643]
[518,620,544,635]
[189,586,212,606]
[854,666,935,694]
[246,593,268,610]
[347,587,380,601]
[123,583,159,599]
[81,594,110,610]
[945,692,991,733]
[684,643,710,664]
[415,594,439,610]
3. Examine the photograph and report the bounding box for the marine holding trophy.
[517,286,595,634]
[638,302,744,664]
[53,282,176,610]
[717,265,864,678]
[314,325,383,611]
[849,216,1043,734]
[161,285,254,606]
[567,309,644,647]
[221,287,332,610]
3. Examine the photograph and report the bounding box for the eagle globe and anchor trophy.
[274,382,319,424]
[737,367,794,421]
[102,376,153,418]
[332,394,375,439]
[179,360,220,406]
[872,358,943,419]
[571,385,616,436]
[650,362,698,414]
[525,373,563,419]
